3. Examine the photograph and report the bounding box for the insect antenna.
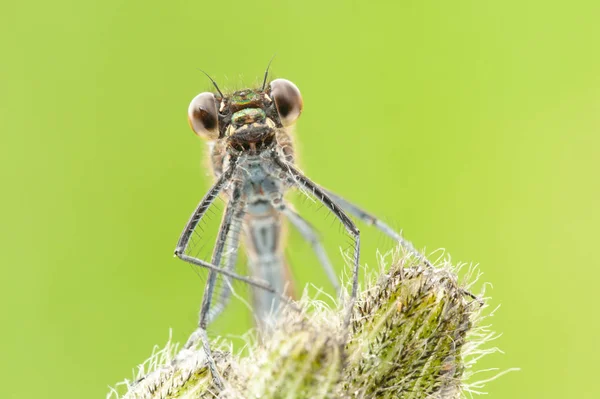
[261,54,277,91]
[198,69,225,98]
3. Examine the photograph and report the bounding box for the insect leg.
[174,159,238,255]
[205,208,245,324]
[321,188,433,267]
[322,189,482,303]
[174,160,286,300]
[183,184,244,388]
[179,196,302,387]
[282,203,340,295]
[174,161,299,386]
[273,156,360,329]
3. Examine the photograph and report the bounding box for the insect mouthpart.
[226,114,277,152]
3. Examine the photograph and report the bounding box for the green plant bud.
[109,250,510,399]
[107,338,229,399]
[230,324,343,398]
[343,256,475,398]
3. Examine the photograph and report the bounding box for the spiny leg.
[184,184,244,388]
[321,188,433,267]
[174,158,238,255]
[173,161,257,385]
[174,163,303,386]
[178,253,294,295]
[196,187,243,335]
[282,203,340,295]
[322,189,482,303]
[206,208,245,324]
[173,164,238,387]
[176,253,301,312]
[178,218,304,387]
[273,155,360,329]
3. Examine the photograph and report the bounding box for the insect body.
[174,73,428,387]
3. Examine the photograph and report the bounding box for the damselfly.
[174,67,429,387]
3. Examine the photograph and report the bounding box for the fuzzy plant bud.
[108,249,510,399]
[107,339,229,399]
[342,255,475,398]
[229,323,343,398]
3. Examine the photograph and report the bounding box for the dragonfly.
[173,66,430,387]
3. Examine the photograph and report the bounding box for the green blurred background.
[1,0,599,398]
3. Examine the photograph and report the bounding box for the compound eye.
[270,79,303,126]
[187,92,219,139]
